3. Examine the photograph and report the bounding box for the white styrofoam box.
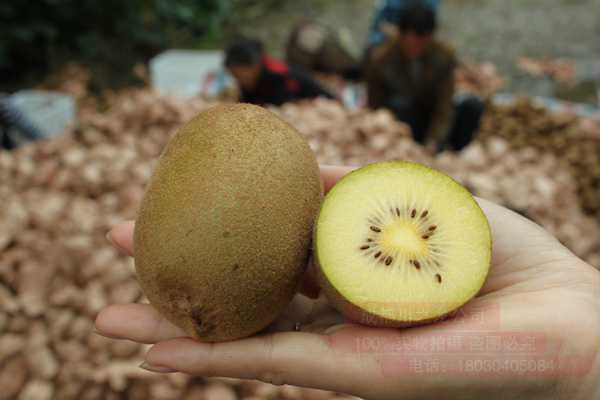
[9,90,76,139]
[150,49,233,98]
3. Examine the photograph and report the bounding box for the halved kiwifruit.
[314,161,492,327]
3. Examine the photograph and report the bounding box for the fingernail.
[323,324,352,335]
[105,230,128,255]
[105,231,115,246]
[139,361,176,373]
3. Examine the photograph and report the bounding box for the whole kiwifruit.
[134,103,322,342]
[313,161,491,327]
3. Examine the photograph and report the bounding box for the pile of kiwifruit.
[274,97,429,166]
[1,91,599,400]
[478,98,579,151]
[478,98,600,219]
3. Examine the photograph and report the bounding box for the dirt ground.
[237,0,600,104]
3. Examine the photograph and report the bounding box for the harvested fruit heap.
[1,90,599,400]
[478,99,600,219]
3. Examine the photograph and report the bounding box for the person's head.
[396,2,437,59]
[224,38,264,91]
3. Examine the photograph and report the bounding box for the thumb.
[142,332,377,395]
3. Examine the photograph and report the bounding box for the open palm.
[96,165,600,400]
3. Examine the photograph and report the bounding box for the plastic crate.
[9,90,76,139]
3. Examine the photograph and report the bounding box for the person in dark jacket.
[224,38,334,106]
[367,0,441,49]
[285,20,361,81]
[366,2,484,152]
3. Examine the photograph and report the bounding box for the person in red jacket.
[224,38,334,106]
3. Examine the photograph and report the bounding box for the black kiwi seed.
[422,235,430,240]
[395,207,401,216]
[428,225,437,231]
[385,256,393,265]
[421,210,429,218]
[412,260,421,269]
[411,209,417,218]
[370,226,381,233]
[435,274,442,283]
[360,245,370,250]
[374,251,382,259]
[367,238,373,242]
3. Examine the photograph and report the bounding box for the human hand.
[423,140,438,156]
[96,165,600,400]
[380,22,400,40]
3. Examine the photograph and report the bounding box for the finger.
[319,165,356,193]
[107,221,135,256]
[95,304,186,344]
[297,260,320,299]
[475,198,575,293]
[143,332,376,395]
[476,197,572,264]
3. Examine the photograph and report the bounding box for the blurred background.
[1,1,600,399]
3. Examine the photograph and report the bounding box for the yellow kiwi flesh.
[314,161,491,327]
[134,104,322,342]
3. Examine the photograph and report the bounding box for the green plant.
[0,0,232,88]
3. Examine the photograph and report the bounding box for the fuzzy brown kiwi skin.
[312,161,492,328]
[134,103,323,342]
